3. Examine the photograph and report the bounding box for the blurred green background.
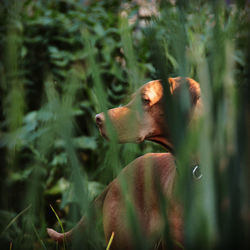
[0,0,249,249]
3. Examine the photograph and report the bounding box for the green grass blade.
[1,204,32,236]
[31,223,47,250]
[49,204,66,250]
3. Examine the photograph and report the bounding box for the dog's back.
[48,77,202,249]
[103,153,182,249]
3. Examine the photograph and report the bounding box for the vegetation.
[0,0,249,249]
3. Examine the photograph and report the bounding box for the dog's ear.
[168,77,178,94]
[186,78,201,106]
[168,77,200,106]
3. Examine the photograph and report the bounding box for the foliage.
[0,0,249,249]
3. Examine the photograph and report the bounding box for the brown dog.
[47,77,201,249]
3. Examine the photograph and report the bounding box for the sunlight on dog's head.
[95,77,201,151]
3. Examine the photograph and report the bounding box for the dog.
[47,77,202,249]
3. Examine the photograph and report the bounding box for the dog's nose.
[95,113,104,127]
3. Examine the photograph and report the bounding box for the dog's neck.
[147,136,174,154]
[149,136,202,180]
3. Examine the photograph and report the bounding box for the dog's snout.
[95,113,104,127]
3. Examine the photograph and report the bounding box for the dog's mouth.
[98,125,145,144]
[101,131,109,141]
[97,122,171,151]
[97,126,109,140]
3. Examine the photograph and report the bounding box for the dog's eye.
[141,97,150,105]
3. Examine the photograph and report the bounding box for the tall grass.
[0,0,249,249]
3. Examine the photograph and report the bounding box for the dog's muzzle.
[95,113,104,128]
[95,113,109,140]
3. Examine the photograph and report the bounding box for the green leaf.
[73,136,97,150]
[45,178,70,196]
[51,153,68,166]
[8,168,33,183]
[88,181,105,201]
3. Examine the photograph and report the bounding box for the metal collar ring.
[192,165,202,180]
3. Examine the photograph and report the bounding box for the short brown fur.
[47,77,201,249]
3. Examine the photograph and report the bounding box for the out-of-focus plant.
[0,0,249,249]
[0,0,158,248]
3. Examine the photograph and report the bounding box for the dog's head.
[95,77,201,151]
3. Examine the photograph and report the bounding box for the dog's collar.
[192,164,202,180]
[145,136,174,154]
